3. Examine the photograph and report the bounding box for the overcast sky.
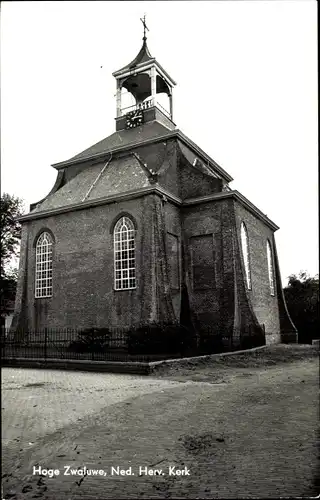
[1,1,318,284]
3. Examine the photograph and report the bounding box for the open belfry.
[12,17,297,348]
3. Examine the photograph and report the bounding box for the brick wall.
[14,196,160,330]
[179,159,222,200]
[182,200,226,336]
[234,202,281,343]
[163,201,181,320]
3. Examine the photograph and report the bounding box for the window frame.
[240,222,252,291]
[113,216,136,291]
[35,231,53,298]
[266,239,275,296]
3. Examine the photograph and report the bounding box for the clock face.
[126,109,144,129]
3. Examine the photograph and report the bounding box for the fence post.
[44,328,48,360]
[91,329,95,361]
[1,327,5,358]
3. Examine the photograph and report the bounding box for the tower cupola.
[112,16,176,131]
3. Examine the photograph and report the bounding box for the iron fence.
[1,327,187,362]
[1,323,266,363]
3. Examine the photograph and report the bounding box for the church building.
[12,21,297,348]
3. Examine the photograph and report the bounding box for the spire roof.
[112,16,176,86]
[113,15,154,75]
[115,39,154,74]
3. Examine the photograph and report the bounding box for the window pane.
[241,223,251,290]
[35,232,53,298]
[114,217,136,289]
[267,240,275,295]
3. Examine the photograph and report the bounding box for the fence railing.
[120,99,171,117]
[1,328,132,362]
[121,98,154,116]
[1,323,266,363]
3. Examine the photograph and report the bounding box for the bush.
[128,323,195,355]
[240,331,266,350]
[67,328,110,353]
[198,333,225,354]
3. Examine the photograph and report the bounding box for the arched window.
[267,240,275,296]
[240,222,252,290]
[35,232,53,298]
[114,216,136,290]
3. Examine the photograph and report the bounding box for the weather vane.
[140,14,149,41]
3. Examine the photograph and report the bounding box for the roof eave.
[176,130,233,183]
[112,58,156,78]
[233,190,279,231]
[18,185,181,223]
[183,191,279,231]
[113,59,176,87]
[19,187,279,232]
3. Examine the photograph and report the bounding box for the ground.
[1,345,319,499]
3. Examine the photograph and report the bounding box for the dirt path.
[2,356,318,499]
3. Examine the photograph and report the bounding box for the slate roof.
[52,119,233,183]
[61,121,173,164]
[32,155,151,213]
[178,141,219,178]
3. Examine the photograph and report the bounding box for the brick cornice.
[183,191,279,231]
[18,186,182,222]
[19,186,278,231]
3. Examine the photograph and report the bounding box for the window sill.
[114,287,137,292]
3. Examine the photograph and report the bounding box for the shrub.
[128,323,194,355]
[198,333,225,355]
[67,327,110,353]
[241,331,266,350]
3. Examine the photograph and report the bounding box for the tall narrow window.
[114,216,136,290]
[240,222,252,290]
[35,232,53,298]
[267,240,275,296]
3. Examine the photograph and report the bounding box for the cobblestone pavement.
[2,368,185,448]
[1,361,319,499]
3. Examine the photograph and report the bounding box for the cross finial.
[140,14,149,41]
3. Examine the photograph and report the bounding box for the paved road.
[2,368,185,448]
[2,361,318,499]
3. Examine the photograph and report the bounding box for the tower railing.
[120,98,171,118]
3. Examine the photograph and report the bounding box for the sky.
[1,1,318,285]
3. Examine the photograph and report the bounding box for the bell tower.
[112,16,176,131]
